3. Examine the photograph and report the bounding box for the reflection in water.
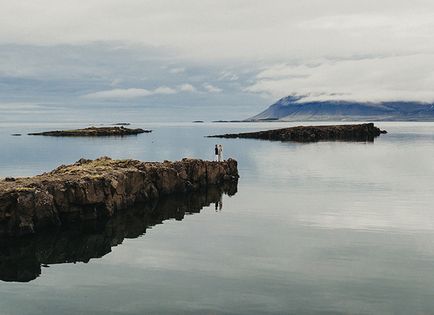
[0,183,237,283]
[215,195,223,212]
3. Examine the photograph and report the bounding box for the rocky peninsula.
[0,157,239,237]
[28,126,151,137]
[0,185,236,282]
[209,123,386,142]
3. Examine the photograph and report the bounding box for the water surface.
[1,121,434,314]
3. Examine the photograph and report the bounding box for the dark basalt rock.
[0,157,239,237]
[0,184,237,282]
[28,126,151,137]
[209,123,386,143]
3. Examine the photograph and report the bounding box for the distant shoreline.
[212,118,434,123]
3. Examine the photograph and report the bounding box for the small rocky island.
[0,157,239,237]
[209,123,386,142]
[28,126,151,137]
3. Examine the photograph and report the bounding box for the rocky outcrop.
[0,185,237,282]
[209,123,386,142]
[0,157,239,237]
[28,126,151,136]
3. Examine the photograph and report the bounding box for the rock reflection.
[0,183,237,283]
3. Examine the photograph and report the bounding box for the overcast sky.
[1,0,434,120]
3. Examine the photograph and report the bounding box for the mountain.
[248,96,434,121]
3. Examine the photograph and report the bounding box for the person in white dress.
[218,144,223,162]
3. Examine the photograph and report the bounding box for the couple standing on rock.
[214,144,223,162]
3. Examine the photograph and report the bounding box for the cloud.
[82,84,199,100]
[245,54,434,103]
[178,83,196,92]
[0,102,42,110]
[218,71,239,81]
[299,13,433,32]
[83,88,153,100]
[202,83,222,93]
[1,1,433,61]
[152,86,177,95]
[83,86,176,100]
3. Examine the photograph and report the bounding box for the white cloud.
[82,84,197,100]
[152,86,177,95]
[1,0,434,61]
[202,83,222,93]
[245,54,434,103]
[218,71,239,81]
[178,83,196,92]
[83,88,152,100]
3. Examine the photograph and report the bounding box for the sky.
[1,0,434,121]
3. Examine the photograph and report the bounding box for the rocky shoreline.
[28,126,151,137]
[209,123,386,142]
[0,157,239,237]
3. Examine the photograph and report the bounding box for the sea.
[0,120,434,315]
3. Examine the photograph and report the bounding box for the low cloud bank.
[245,54,434,103]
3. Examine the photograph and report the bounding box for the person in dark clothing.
[214,144,219,161]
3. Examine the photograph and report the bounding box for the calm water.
[1,121,434,314]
